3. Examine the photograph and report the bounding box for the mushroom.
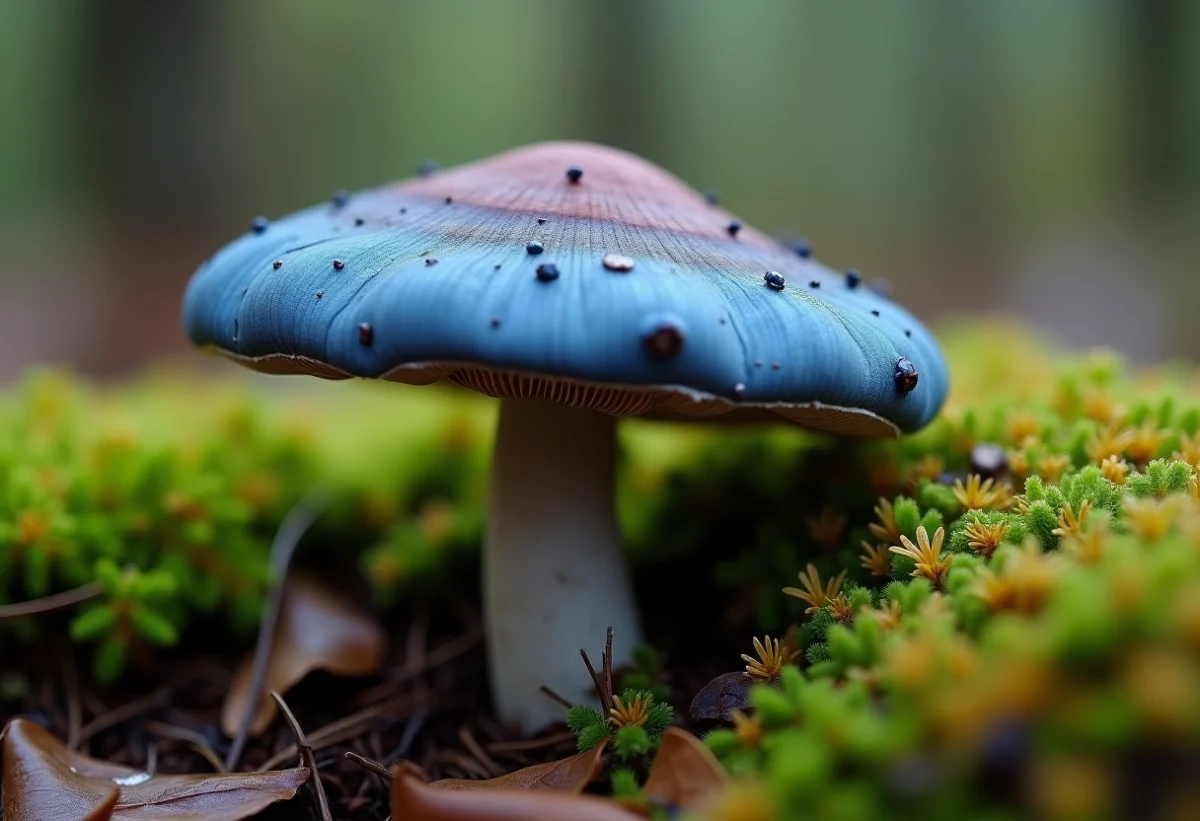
[182,141,949,733]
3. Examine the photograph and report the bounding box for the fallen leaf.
[641,727,728,814]
[430,740,607,792]
[689,671,754,722]
[393,759,640,821]
[2,718,309,820]
[221,574,386,736]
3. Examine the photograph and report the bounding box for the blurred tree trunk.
[1129,0,1188,202]
[580,0,659,159]
[68,0,224,376]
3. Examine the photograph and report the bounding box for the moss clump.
[686,323,1200,820]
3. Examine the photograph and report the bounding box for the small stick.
[270,691,332,821]
[225,488,329,771]
[78,688,169,744]
[0,582,102,620]
[57,641,82,750]
[344,751,395,783]
[485,731,577,754]
[145,721,227,773]
[458,727,503,776]
[538,685,574,710]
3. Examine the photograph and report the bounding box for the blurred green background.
[0,0,1197,382]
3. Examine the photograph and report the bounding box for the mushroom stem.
[485,398,643,733]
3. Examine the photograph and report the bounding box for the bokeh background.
[1,0,1197,382]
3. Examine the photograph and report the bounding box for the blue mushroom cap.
[183,141,949,437]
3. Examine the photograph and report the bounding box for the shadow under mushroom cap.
[182,141,949,437]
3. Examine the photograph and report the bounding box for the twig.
[580,626,616,714]
[386,707,430,764]
[458,727,503,776]
[538,684,574,710]
[78,688,169,744]
[484,731,577,754]
[270,691,332,821]
[0,582,102,620]
[57,641,82,750]
[225,487,329,771]
[145,721,227,773]
[344,751,394,783]
[258,692,427,772]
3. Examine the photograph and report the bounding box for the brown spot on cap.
[642,323,685,360]
[358,322,374,346]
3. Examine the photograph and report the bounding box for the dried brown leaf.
[392,756,639,821]
[429,740,607,792]
[641,727,728,814]
[221,574,386,736]
[2,718,309,821]
[689,671,754,722]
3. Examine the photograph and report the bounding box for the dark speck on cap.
[251,216,269,234]
[331,189,350,208]
[845,270,861,289]
[894,358,919,393]
[809,280,820,288]
[764,271,785,291]
[793,239,812,258]
[566,166,583,183]
[316,290,323,299]
[491,317,501,328]
[642,322,685,360]
[425,258,438,266]
[418,159,440,177]
[358,322,374,346]
[354,217,365,227]
[444,196,453,205]
[535,263,560,282]
[871,309,880,316]
[727,221,741,237]
[272,260,283,270]
[704,190,719,205]
[333,259,345,271]
[526,241,545,255]
[537,218,547,224]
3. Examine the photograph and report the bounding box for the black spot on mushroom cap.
[490,317,501,328]
[537,217,547,224]
[704,190,719,205]
[331,190,350,208]
[642,322,685,360]
[333,259,345,271]
[809,280,820,288]
[358,322,374,346]
[316,290,324,299]
[526,241,545,255]
[764,271,785,291]
[354,217,365,227]
[793,239,812,258]
[754,360,763,367]
[272,260,283,270]
[418,159,439,177]
[493,263,502,270]
[425,258,438,266]
[727,221,741,237]
[399,207,407,215]
[535,263,560,282]
[894,358,919,393]
[602,253,635,272]
[772,361,781,370]
[871,309,880,317]
[444,196,453,205]
[845,270,861,289]
[566,166,583,183]
[251,216,269,234]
